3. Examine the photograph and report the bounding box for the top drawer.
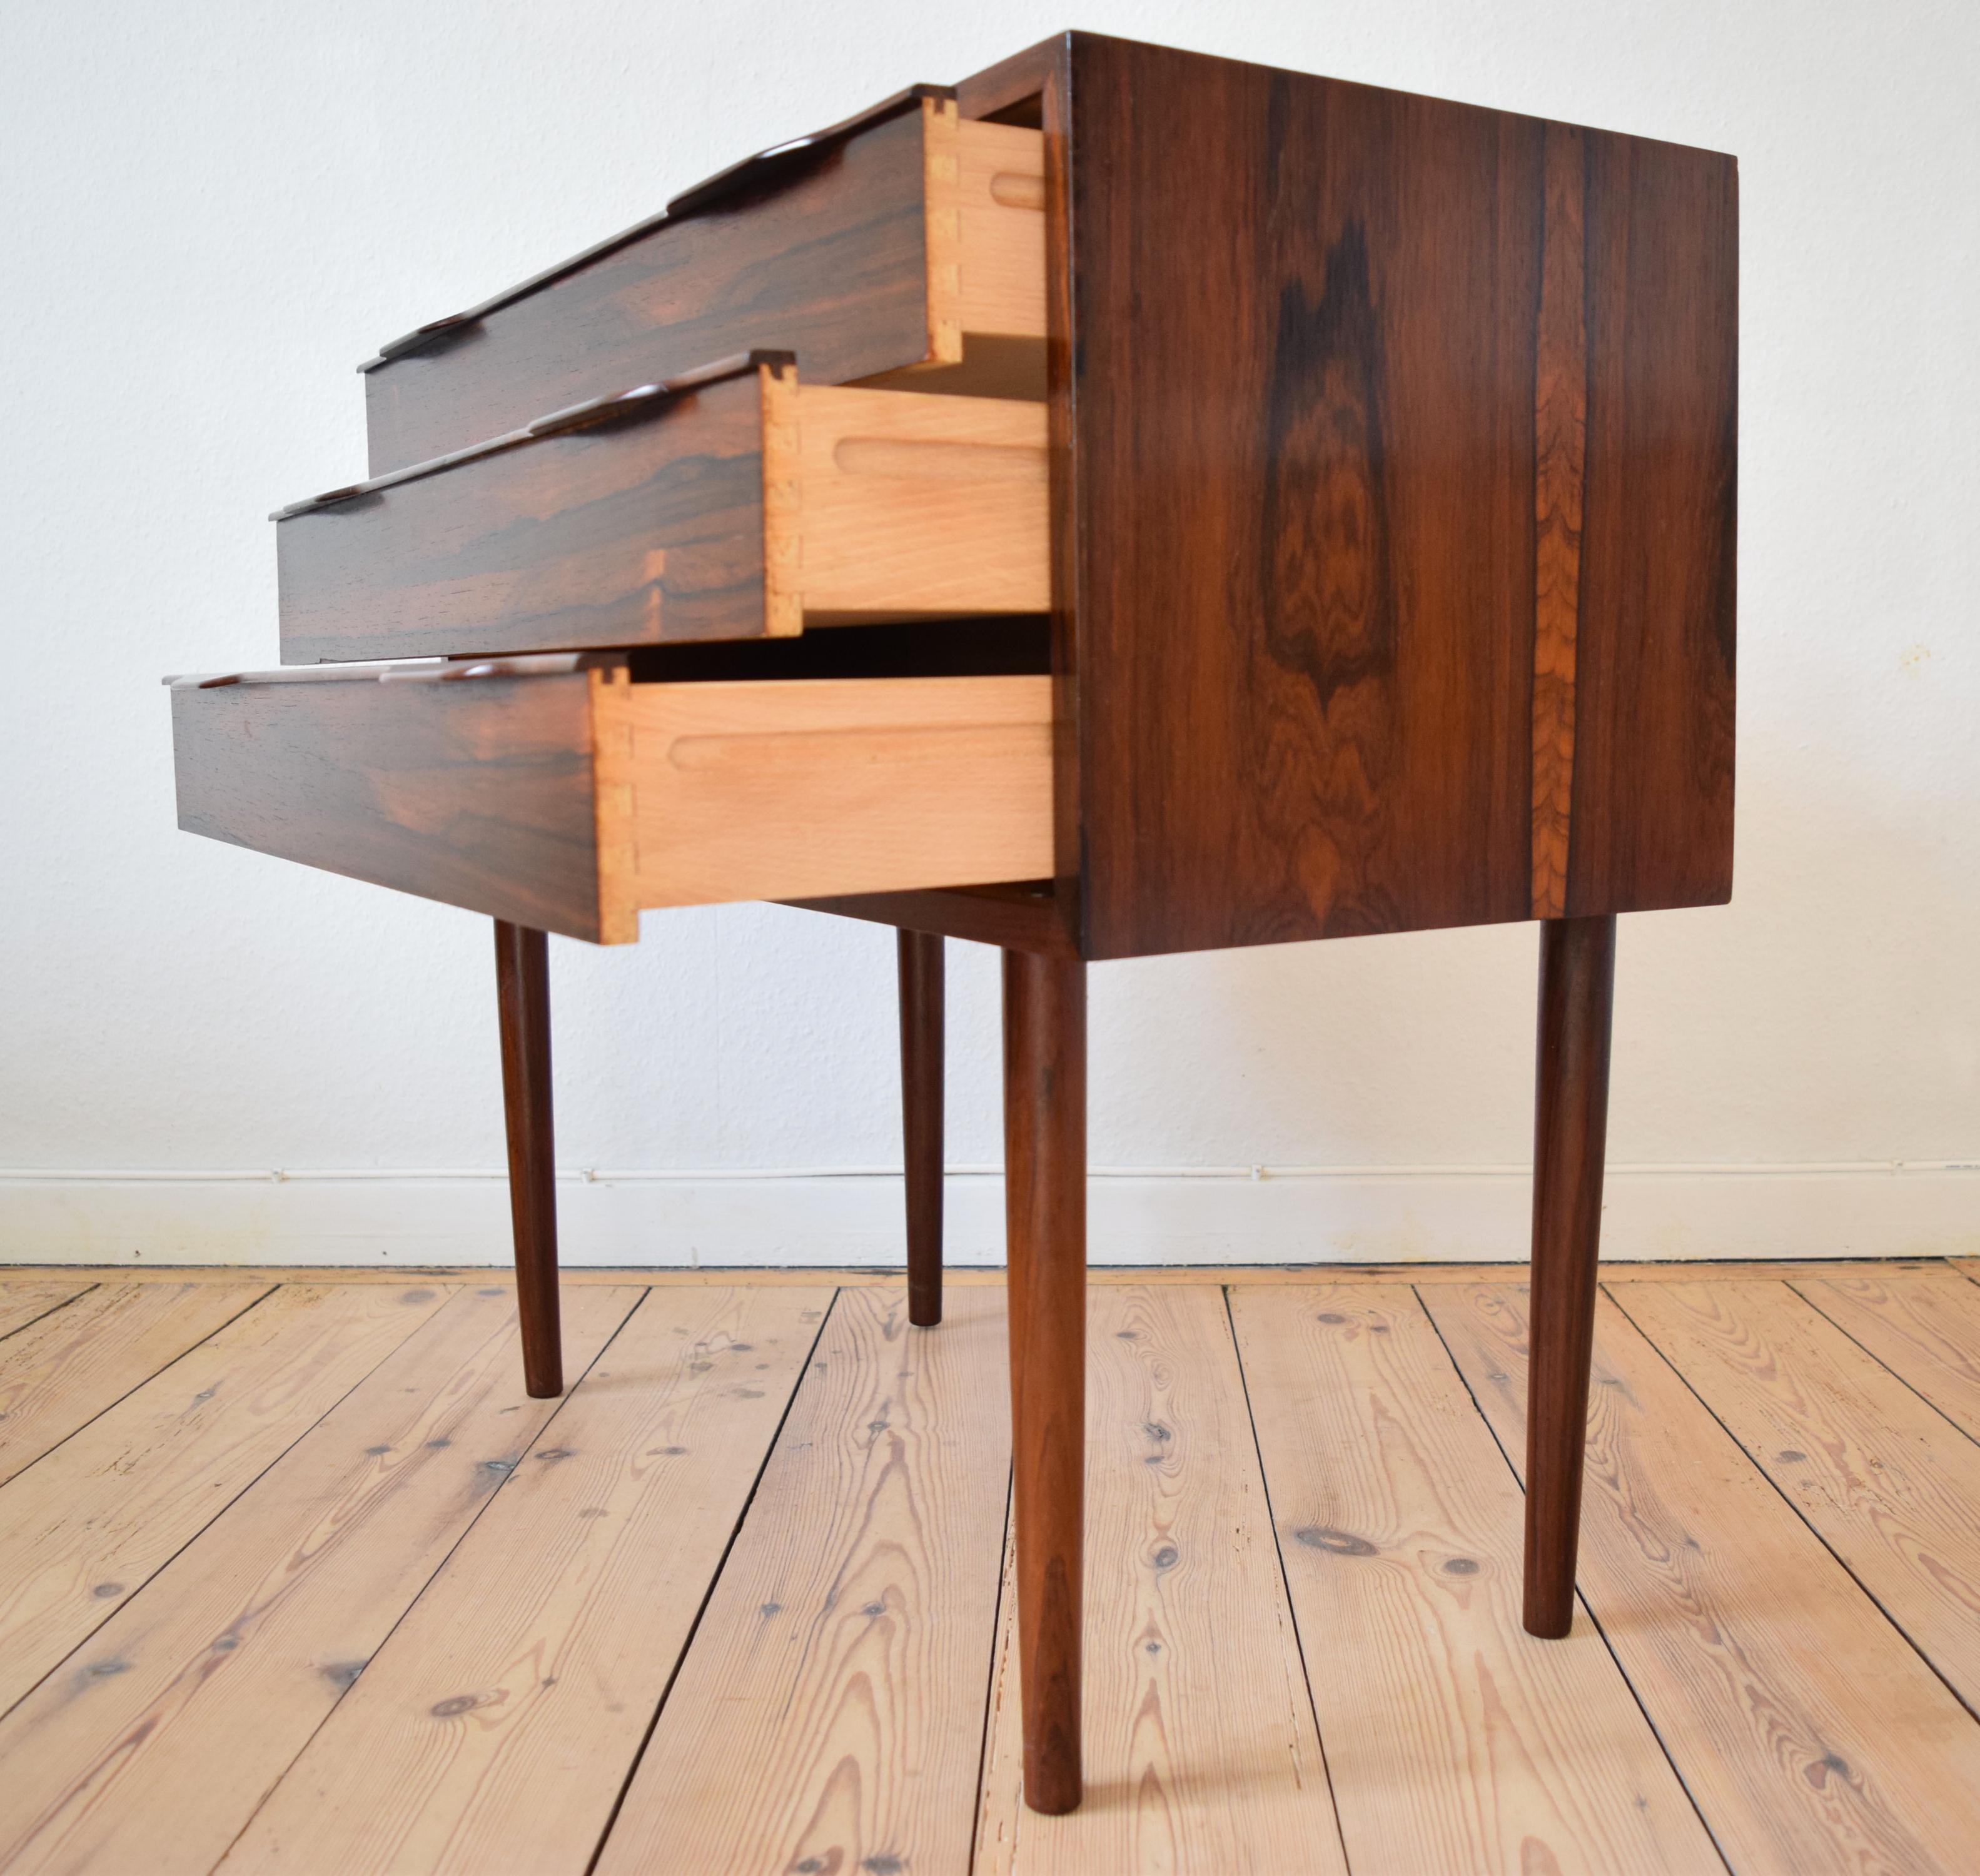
[361,94,1047,476]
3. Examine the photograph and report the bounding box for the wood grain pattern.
[8,1264,1980,1870]
[1425,1282,1980,1873]
[0,1284,637,1876]
[0,1280,266,1486]
[0,1283,92,1343]
[1614,1279,1980,1716]
[898,929,946,1327]
[1793,1268,1980,1436]
[218,1286,827,1876]
[594,672,1054,936]
[1230,1283,1716,1875]
[797,385,1048,619]
[978,1286,1341,1874]
[290,371,1049,665]
[596,1286,1011,1876]
[174,666,605,940]
[1061,38,1535,957]
[493,921,562,1395]
[1524,914,1615,1636]
[921,105,1048,366]
[0,1284,450,1717]
[1001,949,1087,1814]
[365,104,936,475]
[1563,127,1738,918]
[953,116,1049,341]
[790,880,1073,957]
[286,368,779,665]
[9,1258,1929,1289]
[1054,34,1736,957]
[1530,124,1587,921]
[1601,1260,1952,1286]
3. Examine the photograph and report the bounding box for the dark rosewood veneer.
[168,32,1735,1817]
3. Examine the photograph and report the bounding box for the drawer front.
[277,364,1048,665]
[362,98,1046,476]
[173,663,1053,944]
[172,663,603,937]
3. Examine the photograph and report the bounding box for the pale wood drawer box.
[170,660,1054,944]
[277,357,1049,665]
[360,96,1046,475]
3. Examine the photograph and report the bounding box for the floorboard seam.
[0,1281,281,1491]
[581,1284,842,1876]
[0,1282,101,1348]
[1604,1280,1980,1728]
[0,1281,417,1729]
[965,1466,1014,1875]
[1220,1283,1355,1876]
[1785,1278,1980,1452]
[1413,1281,1735,1875]
[210,1282,652,1870]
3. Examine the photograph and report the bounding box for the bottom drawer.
[170,657,1053,943]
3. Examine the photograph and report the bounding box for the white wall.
[4,0,1976,1269]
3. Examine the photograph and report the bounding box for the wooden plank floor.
[3,1259,1979,1875]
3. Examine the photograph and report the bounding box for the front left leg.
[493,920,563,1398]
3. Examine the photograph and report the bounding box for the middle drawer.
[276,355,1049,665]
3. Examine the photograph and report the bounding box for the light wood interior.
[591,670,1054,941]
[952,113,1048,340]
[793,383,1048,620]
[906,99,1047,397]
[6,1259,1979,1873]
[757,361,804,637]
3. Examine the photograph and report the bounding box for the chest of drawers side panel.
[1058,34,1735,959]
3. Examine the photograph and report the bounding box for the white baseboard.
[1,1162,1974,1268]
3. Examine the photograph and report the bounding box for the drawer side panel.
[172,675,605,941]
[597,675,1054,910]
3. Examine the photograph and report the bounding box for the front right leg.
[1001,946,1087,1814]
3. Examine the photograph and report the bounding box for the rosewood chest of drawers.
[168,32,1736,1816]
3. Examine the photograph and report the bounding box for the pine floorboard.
[0,1281,270,1486]
[977,1286,1338,1875]
[1422,1281,1980,1874]
[2,1259,1979,1873]
[597,1285,1013,1876]
[1231,1283,1716,1875]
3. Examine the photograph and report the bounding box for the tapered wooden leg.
[494,920,562,1398]
[1002,947,1086,1815]
[898,929,945,1329]
[1523,914,1617,1637]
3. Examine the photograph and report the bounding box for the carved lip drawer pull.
[357,84,949,371]
[268,351,790,520]
[161,652,624,691]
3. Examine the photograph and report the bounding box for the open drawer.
[360,94,1046,474]
[169,656,1054,944]
[276,356,1049,665]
